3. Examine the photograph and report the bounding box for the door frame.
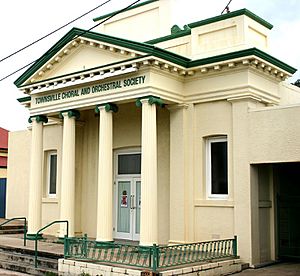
[114,148,141,241]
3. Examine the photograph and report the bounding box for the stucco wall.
[194,101,234,241]
[6,130,31,218]
[278,82,300,105]
[41,123,63,235]
[249,105,300,163]
[0,168,6,178]
[95,0,171,42]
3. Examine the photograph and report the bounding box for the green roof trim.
[145,28,191,45]
[93,0,159,22]
[188,9,273,30]
[187,48,296,74]
[14,28,296,88]
[17,96,31,103]
[14,27,190,87]
[18,55,151,88]
[145,9,273,46]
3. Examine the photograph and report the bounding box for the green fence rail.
[64,235,237,272]
[0,217,27,246]
[34,220,69,268]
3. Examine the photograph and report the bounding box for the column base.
[26,233,43,240]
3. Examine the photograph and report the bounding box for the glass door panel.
[116,180,131,238]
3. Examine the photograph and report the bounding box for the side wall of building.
[6,130,31,218]
[193,101,234,242]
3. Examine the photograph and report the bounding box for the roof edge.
[14,27,190,88]
[93,0,159,22]
[17,96,31,103]
[145,28,191,45]
[188,48,296,74]
[14,27,82,88]
[188,9,273,30]
[145,9,273,46]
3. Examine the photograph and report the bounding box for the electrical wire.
[0,0,142,82]
[0,0,112,63]
[221,0,233,14]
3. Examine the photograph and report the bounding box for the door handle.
[131,195,136,209]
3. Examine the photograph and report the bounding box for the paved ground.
[0,234,64,256]
[0,268,28,275]
[234,262,300,275]
[0,219,23,226]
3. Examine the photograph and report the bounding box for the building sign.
[34,75,146,105]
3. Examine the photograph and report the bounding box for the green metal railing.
[0,217,27,246]
[64,235,237,272]
[34,220,69,268]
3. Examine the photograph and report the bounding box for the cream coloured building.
[6,0,300,267]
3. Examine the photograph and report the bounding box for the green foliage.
[80,272,91,276]
[45,272,57,276]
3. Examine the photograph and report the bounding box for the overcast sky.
[0,0,299,131]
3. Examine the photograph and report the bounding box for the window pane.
[118,154,141,175]
[49,154,57,194]
[211,141,228,194]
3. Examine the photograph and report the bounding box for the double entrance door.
[114,151,141,241]
[115,178,141,241]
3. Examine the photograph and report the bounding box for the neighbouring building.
[6,0,300,267]
[0,127,8,218]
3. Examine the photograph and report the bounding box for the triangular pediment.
[31,40,143,83]
[14,28,158,87]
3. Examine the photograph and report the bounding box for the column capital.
[136,96,164,108]
[28,115,48,124]
[59,109,80,120]
[95,103,118,114]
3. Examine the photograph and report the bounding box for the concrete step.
[0,244,63,259]
[0,229,25,235]
[0,245,61,275]
[0,250,58,270]
[0,260,58,275]
[0,225,26,235]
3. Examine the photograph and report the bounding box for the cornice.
[185,84,280,105]
[23,37,146,88]
[19,51,293,98]
[17,96,31,108]
[15,23,295,91]
[188,9,273,30]
[19,56,189,95]
[146,9,272,45]
[14,27,189,88]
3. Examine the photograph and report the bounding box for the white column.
[59,111,77,238]
[27,116,47,236]
[96,105,113,242]
[140,99,158,246]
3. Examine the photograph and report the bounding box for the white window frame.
[206,136,228,199]
[47,151,57,198]
[114,148,141,179]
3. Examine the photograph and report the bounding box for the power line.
[0,0,142,82]
[221,0,233,14]
[0,0,112,64]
